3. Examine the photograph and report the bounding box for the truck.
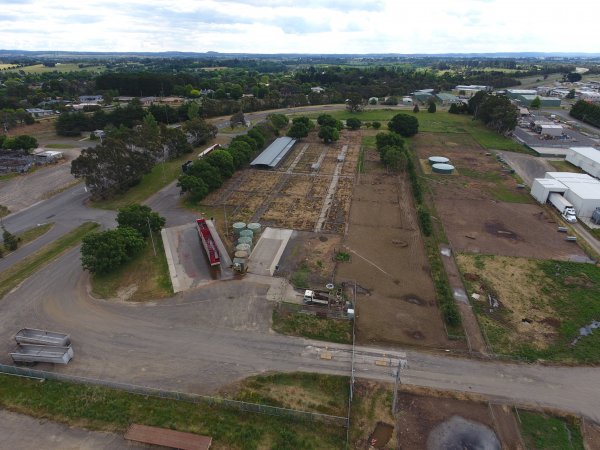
[303,290,330,306]
[14,328,70,346]
[10,344,73,365]
[196,219,221,267]
[548,193,577,223]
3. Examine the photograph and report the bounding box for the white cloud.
[1,0,599,53]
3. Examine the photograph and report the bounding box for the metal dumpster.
[15,328,71,346]
[10,344,73,365]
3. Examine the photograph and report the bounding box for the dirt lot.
[414,133,588,261]
[201,132,359,233]
[336,145,464,349]
[396,387,523,450]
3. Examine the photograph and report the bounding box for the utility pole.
[147,217,157,256]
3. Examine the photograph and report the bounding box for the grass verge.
[519,411,584,450]
[458,254,600,363]
[45,143,78,149]
[1,223,54,255]
[349,380,395,448]
[90,232,173,301]
[0,373,345,450]
[0,222,99,299]
[272,304,352,344]
[548,159,585,173]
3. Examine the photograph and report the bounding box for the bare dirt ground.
[396,387,521,450]
[583,419,600,450]
[336,147,464,349]
[414,133,588,261]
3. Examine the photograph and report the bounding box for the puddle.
[571,320,600,346]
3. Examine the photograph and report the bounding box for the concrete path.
[314,144,348,232]
[0,409,149,449]
[248,227,293,276]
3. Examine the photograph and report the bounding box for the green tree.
[161,126,192,159]
[317,114,338,128]
[372,121,381,129]
[230,111,246,129]
[381,146,403,171]
[566,89,576,99]
[177,174,209,201]
[346,117,362,130]
[81,227,145,274]
[287,122,309,139]
[375,132,405,151]
[318,125,339,144]
[204,149,235,178]
[268,113,289,131]
[427,101,437,113]
[346,93,364,113]
[186,159,223,191]
[388,113,419,137]
[413,104,420,113]
[187,102,200,120]
[182,118,218,147]
[116,204,166,238]
[476,95,518,133]
[530,96,541,109]
[2,227,19,251]
[566,72,582,83]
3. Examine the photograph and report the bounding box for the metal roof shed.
[566,147,600,179]
[250,137,296,169]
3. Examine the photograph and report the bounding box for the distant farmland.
[6,63,105,74]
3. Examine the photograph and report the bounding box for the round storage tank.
[239,229,254,239]
[431,163,455,174]
[247,222,261,234]
[235,243,251,253]
[234,250,249,259]
[232,222,246,236]
[428,156,450,166]
[237,237,253,249]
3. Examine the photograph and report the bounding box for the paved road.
[542,108,600,137]
[2,247,600,422]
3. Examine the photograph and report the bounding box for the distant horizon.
[2,0,600,55]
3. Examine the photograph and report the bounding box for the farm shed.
[566,147,600,179]
[250,137,296,169]
[543,172,600,218]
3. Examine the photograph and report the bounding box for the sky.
[2,0,599,54]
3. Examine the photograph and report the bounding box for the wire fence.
[0,363,349,427]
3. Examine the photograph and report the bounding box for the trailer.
[548,192,577,223]
[15,328,70,347]
[303,289,330,306]
[196,219,221,267]
[10,344,73,365]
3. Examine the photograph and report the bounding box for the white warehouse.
[566,147,600,179]
[531,172,600,218]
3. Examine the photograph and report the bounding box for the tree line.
[570,100,600,128]
[448,91,518,134]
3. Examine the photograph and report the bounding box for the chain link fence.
[0,363,348,427]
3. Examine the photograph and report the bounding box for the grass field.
[519,411,584,450]
[272,305,353,344]
[6,63,105,74]
[306,110,527,152]
[0,373,346,450]
[90,232,173,301]
[0,222,99,299]
[458,254,600,363]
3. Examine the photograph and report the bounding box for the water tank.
[431,163,455,174]
[247,222,261,234]
[235,243,251,253]
[428,156,450,166]
[239,229,254,239]
[237,237,253,250]
[592,207,600,225]
[232,222,246,236]
[234,250,249,259]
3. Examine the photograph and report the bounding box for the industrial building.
[566,147,600,178]
[506,89,538,99]
[452,85,490,97]
[517,95,561,107]
[531,172,600,218]
[250,136,296,169]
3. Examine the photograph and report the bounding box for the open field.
[413,133,588,261]
[519,411,584,450]
[335,139,463,349]
[0,373,345,450]
[458,254,600,363]
[5,63,105,74]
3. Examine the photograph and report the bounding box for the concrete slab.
[247,227,293,276]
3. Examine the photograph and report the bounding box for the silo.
[232,222,246,236]
[428,156,450,166]
[247,222,262,235]
[237,236,253,250]
[431,163,455,174]
[234,250,249,259]
[239,229,254,240]
[235,243,252,253]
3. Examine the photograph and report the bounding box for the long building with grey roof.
[250,136,296,169]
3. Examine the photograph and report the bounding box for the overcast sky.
[2,0,599,54]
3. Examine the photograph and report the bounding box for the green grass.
[91,232,173,301]
[272,306,352,344]
[519,411,584,450]
[0,374,345,450]
[1,223,55,255]
[458,167,532,203]
[45,143,78,149]
[0,204,10,218]
[0,222,99,299]
[92,152,194,210]
[6,63,105,74]
[233,372,349,417]
[0,173,19,182]
[548,160,585,173]
[290,262,311,289]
